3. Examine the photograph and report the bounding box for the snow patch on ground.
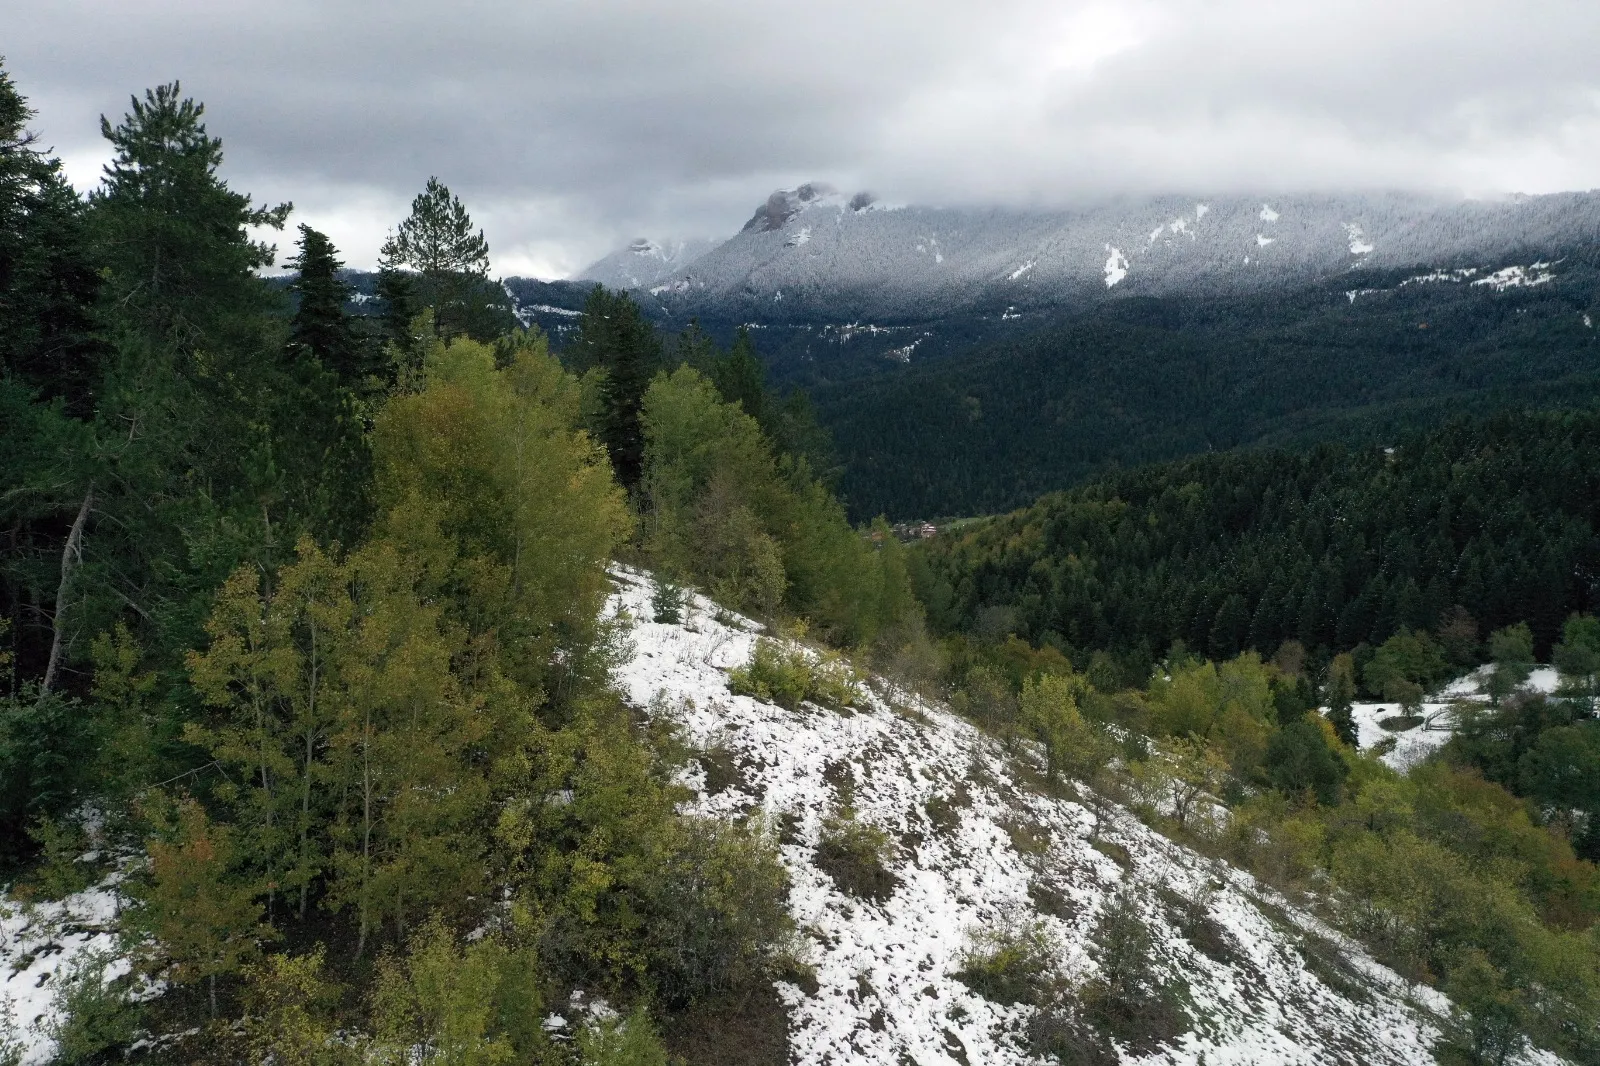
[1008,260,1036,281]
[1103,245,1129,287]
[1348,666,1566,771]
[1,884,125,1065]
[602,567,1519,1066]
[1473,263,1556,290]
[1260,204,1280,223]
[1343,223,1374,255]
[786,226,812,247]
[1256,234,1275,247]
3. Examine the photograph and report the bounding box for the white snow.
[1347,665,1568,771]
[1401,268,1479,287]
[1260,204,1280,223]
[601,568,1537,1066]
[1343,223,1375,256]
[1256,234,1275,247]
[1195,203,1211,220]
[1,884,126,1065]
[786,226,812,247]
[1584,314,1593,329]
[1472,263,1556,291]
[1008,260,1036,281]
[1103,245,1129,288]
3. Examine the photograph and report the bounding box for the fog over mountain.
[11,1,1600,276]
[578,185,1600,319]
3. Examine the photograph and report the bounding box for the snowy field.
[1,884,124,1065]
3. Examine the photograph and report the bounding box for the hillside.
[7,569,1553,1066]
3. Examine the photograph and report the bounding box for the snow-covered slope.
[604,568,1556,1066]
[583,187,1600,320]
[576,236,718,291]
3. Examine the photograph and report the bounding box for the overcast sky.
[10,1,1600,277]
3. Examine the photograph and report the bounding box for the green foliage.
[1326,652,1358,746]
[576,1006,669,1066]
[1019,671,1116,787]
[1081,884,1189,1053]
[571,287,662,489]
[41,951,141,1066]
[814,812,897,901]
[241,948,356,1066]
[379,177,512,342]
[650,578,686,624]
[1264,718,1348,805]
[727,636,860,711]
[1553,613,1600,710]
[128,795,274,1013]
[955,915,1062,1006]
[0,688,98,863]
[1364,629,1450,699]
[288,224,374,387]
[1486,622,1535,705]
[371,916,539,1066]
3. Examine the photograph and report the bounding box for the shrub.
[728,637,859,711]
[955,915,1062,1006]
[644,816,795,1007]
[1081,885,1189,1053]
[814,812,897,901]
[42,951,141,1066]
[577,1006,669,1066]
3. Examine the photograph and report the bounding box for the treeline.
[911,409,1600,679]
[0,64,908,1063]
[810,269,1600,519]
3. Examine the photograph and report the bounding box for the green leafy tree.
[1487,622,1535,706]
[131,796,275,1016]
[1553,613,1600,711]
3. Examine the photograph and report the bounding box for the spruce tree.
[287,224,366,384]
[712,326,766,423]
[0,61,102,413]
[572,285,660,489]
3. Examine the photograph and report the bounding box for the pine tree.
[379,177,512,341]
[287,225,365,384]
[90,82,290,345]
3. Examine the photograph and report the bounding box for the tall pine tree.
[287,225,367,386]
[379,177,513,342]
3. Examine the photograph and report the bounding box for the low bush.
[42,951,142,1066]
[955,915,1062,1006]
[814,813,897,901]
[728,637,860,711]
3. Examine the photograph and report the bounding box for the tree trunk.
[41,486,93,694]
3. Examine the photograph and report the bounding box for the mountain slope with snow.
[602,568,1557,1066]
[581,187,1600,321]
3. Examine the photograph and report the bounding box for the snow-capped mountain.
[578,186,1600,320]
[577,236,718,291]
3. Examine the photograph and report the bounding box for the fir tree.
[572,286,660,490]
[712,326,766,423]
[287,225,366,384]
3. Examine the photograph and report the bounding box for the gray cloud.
[10,0,1600,276]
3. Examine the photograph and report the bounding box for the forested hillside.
[815,265,1600,518]
[0,64,911,1064]
[911,409,1600,672]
